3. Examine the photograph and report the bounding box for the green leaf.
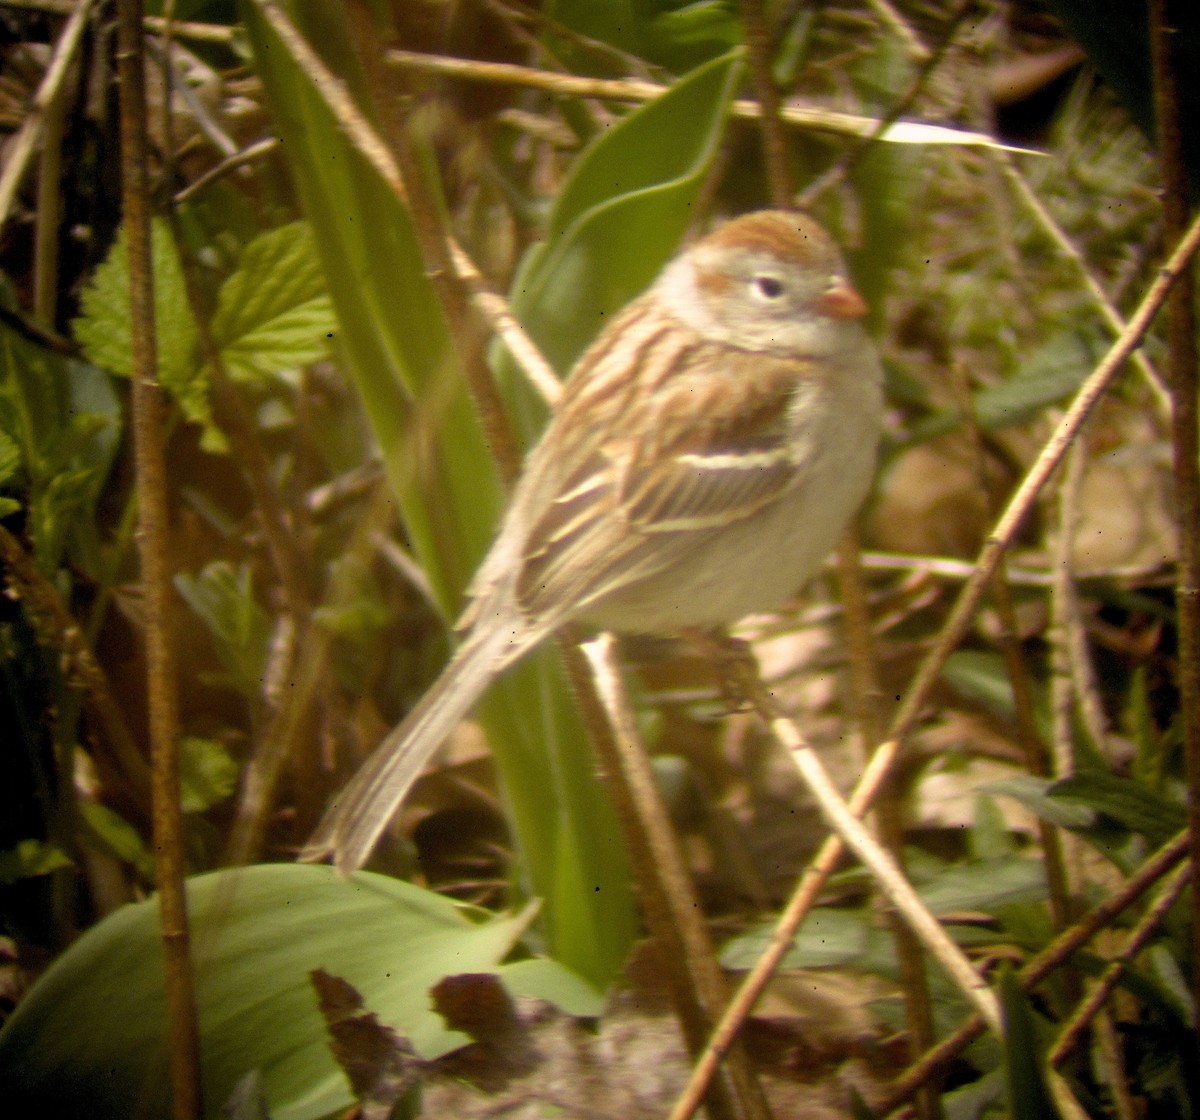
[720,908,870,970]
[74,219,207,434]
[0,840,72,884]
[970,794,1019,860]
[499,48,745,437]
[1048,771,1187,846]
[312,553,392,640]
[0,318,121,574]
[999,968,1060,1120]
[175,562,272,698]
[0,865,534,1120]
[180,737,239,812]
[0,428,18,484]
[941,650,1016,719]
[498,957,604,1017]
[912,855,1048,915]
[986,775,1099,830]
[973,330,1105,430]
[79,802,155,880]
[211,221,337,382]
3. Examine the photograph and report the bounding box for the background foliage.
[0,1,1195,1118]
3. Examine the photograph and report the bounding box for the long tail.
[302,622,531,873]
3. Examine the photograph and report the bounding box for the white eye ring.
[752,274,786,300]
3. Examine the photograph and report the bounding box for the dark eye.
[752,274,786,300]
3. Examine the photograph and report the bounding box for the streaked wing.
[515,345,815,618]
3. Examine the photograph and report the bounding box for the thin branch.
[667,739,901,1120]
[172,137,280,204]
[0,523,149,804]
[1051,440,1112,759]
[766,704,1001,1033]
[1,0,235,42]
[885,206,1200,751]
[1049,859,1192,1067]
[796,0,974,210]
[876,831,1190,1114]
[857,550,1175,588]
[1149,0,1200,1050]
[579,634,772,1120]
[995,157,1170,413]
[862,0,931,62]
[384,48,1027,153]
[115,0,201,1115]
[841,527,943,1120]
[739,0,792,204]
[32,37,73,324]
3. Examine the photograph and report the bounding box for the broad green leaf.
[74,218,209,438]
[175,562,272,698]
[0,865,534,1120]
[211,221,336,382]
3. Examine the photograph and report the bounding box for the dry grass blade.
[0,0,95,225]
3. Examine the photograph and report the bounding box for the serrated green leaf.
[0,865,534,1120]
[211,221,336,382]
[175,562,272,699]
[180,737,239,812]
[74,218,199,399]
